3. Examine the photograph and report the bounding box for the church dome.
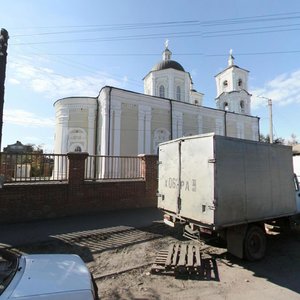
[151,60,185,72]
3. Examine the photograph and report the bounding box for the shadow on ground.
[206,229,300,295]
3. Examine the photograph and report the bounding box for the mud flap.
[226,224,248,259]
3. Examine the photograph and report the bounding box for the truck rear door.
[179,136,215,225]
[157,140,181,213]
[158,135,215,226]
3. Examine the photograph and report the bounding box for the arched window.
[224,102,229,111]
[75,146,82,152]
[238,79,243,87]
[159,85,165,98]
[223,80,228,87]
[176,86,181,100]
[240,100,245,113]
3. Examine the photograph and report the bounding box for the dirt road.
[9,221,300,300]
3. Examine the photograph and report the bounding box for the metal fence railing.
[85,155,143,180]
[0,153,144,183]
[0,153,68,183]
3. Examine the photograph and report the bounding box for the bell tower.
[215,50,251,115]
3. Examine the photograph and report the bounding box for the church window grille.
[75,146,82,152]
[159,85,165,98]
[240,100,245,113]
[176,86,181,100]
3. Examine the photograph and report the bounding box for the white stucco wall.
[53,97,97,155]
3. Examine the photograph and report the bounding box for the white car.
[0,250,99,299]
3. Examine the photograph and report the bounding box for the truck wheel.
[244,225,266,261]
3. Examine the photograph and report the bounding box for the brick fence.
[0,154,158,224]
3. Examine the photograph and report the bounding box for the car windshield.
[0,249,19,295]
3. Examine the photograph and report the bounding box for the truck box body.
[158,133,297,229]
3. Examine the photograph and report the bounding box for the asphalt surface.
[0,207,163,248]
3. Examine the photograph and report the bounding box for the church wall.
[54,97,97,155]
[54,87,259,158]
[244,123,254,140]
[144,74,152,95]
[120,102,139,155]
[96,104,102,154]
[183,112,198,136]
[226,118,238,138]
[238,114,259,141]
[224,113,259,141]
[69,108,88,128]
[199,107,226,135]
[215,67,248,97]
[151,108,171,153]
[155,75,169,98]
[68,109,89,152]
[202,115,217,134]
[144,68,191,102]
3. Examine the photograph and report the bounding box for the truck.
[157,133,300,261]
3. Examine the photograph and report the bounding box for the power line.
[204,26,300,38]
[201,11,300,26]
[14,49,300,57]
[203,22,300,36]
[10,11,300,34]
[10,30,203,45]
[9,11,300,43]
[10,21,201,38]
[10,23,300,45]
[9,20,200,31]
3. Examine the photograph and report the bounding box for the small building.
[3,141,33,154]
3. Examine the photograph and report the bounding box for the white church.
[53,44,259,157]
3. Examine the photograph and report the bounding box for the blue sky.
[2,0,300,151]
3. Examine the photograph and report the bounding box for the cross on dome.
[165,39,169,49]
[228,49,235,66]
[162,40,172,61]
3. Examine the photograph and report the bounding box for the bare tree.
[286,134,299,146]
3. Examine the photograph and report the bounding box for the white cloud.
[8,78,20,85]
[3,109,54,128]
[251,69,300,110]
[7,56,124,99]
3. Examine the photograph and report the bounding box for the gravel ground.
[8,222,300,300]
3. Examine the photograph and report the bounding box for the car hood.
[9,254,92,298]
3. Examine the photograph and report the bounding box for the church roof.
[215,50,249,77]
[215,89,252,99]
[214,64,249,77]
[151,59,185,72]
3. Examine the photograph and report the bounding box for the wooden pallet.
[151,243,218,280]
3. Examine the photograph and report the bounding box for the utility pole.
[258,95,273,143]
[267,98,273,144]
[0,28,9,151]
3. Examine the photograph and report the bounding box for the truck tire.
[243,225,266,261]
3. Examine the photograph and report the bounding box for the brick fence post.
[67,152,89,185]
[139,154,158,206]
